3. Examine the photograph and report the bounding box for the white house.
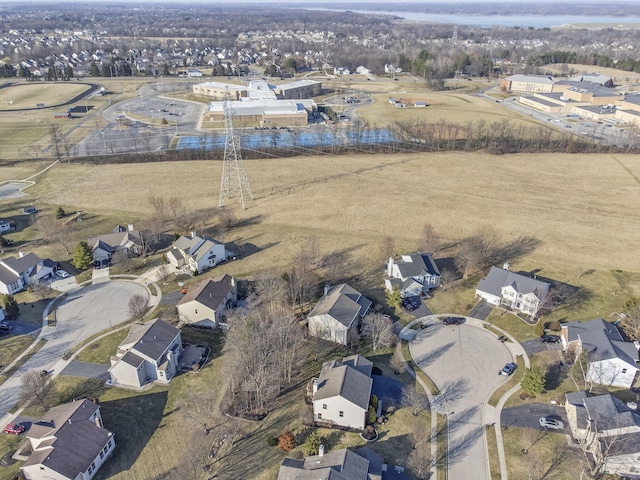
[21,399,115,480]
[561,318,639,388]
[0,219,11,232]
[177,274,237,328]
[88,224,142,262]
[355,66,371,75]
[475,265,551,317]
[312,355,373,430]
[167,233,226,274]
[307,284,372,346]
[385,253,440,297]
[0,252,46,295]
[565,391,640,477]
[109,319,183,389]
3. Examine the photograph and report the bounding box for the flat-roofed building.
[501,74,556,93]
[273,79,321,99]
[193,82,247,100]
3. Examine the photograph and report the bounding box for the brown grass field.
[0,83,91,110]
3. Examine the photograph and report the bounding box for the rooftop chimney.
[128,223,134,231]
[503,261,510,271]
[312,378,319,394]
[190,231,197,238]
[18,250,25,258]
[94,416,102,428]
[387,257,394,277]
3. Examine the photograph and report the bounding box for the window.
[322,404,327,410]
[622,368,628,374]
[108,440,113,448]
[100,452,104,459]
[195,309,198,314]
[317,413,322,419]
[339,411,344,417]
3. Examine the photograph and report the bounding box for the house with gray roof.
[21,399,115,480]
[565,391,640,477]
[176,274,237,327]
[475,265,550,318]
[0,252,46,295]
[312,354,373,430]
[561,318,639,388]
[88,224,142,263]
[167,233,226,274]
[385,252,440,297]
[308,284,372,346]
[109,318,183,389]
[278,446,387,480]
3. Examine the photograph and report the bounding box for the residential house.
[561,318,639,388]
[166,233,226,274]
[21,399,115,480]
[0,252,46,295]
[109,319,183,389]
[312,355,373,430]
[0,219,11,232]
[475,265,551,317]
[565,391,640,477]
[278,446,389,480]
[308,284,372,346]
[88,224,142,262]
[385,252,440,297]
[177,274,237,327]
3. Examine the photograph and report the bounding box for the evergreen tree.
[3,294,19,318]
[521,366,546,396]
[71,241,93,269]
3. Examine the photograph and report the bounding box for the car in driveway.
[401,299,416,311]
[442,316,465,325]
[0,321,12,331]
[540,335,561,343]
[500,362,517,376]
[56,269,70,278]
[539,417,564,430]
[3,423,25,435]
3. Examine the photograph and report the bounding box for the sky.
[4,0,631,3]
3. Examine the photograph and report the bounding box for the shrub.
[521,366,546,396]
[548,320,562,332]
[55,207,66,219]
[367,405,377,425]
[277,429,296,452]
[303,431,323,456]
[3,294,19,318]
[267,436,278,447]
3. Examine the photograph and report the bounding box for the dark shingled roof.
[395,253,440,279]
[308,284,372,328]
[314,356,373,410]
[564,318,639,365]
[278,448,370,480]
[477,266,550,298]
[23,399,113,479]
[177,274,234,310]
[121,318,180,362]
[566,391,640,432]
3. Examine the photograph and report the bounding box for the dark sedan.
[540,335,561,343]
[442,316,465,326]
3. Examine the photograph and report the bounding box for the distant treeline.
[528,50,640,74]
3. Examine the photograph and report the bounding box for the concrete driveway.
[501,403,568,432]
[410,317,513,480]
[0,281,148,424]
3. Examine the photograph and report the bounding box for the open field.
[541,63,640,86]
[0,83,91,111]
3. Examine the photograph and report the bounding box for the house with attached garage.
[385,252,440,297]
[0,252,49,295]
[176,274,237,328]
[88,224,143,263]
[167,233,226,274]
[312,355,373,430]
[21,399,115,480]
[475,264,551,317]
[307,284,372,346]
[565,391,640,477]
[561,318,639,388]
[0,219,12,232]
[109,318,183,389]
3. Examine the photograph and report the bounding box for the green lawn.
[485,425,501,480]
[76,329,129,364]
[0,338,47,388]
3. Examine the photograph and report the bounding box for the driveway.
[0,320,41,341]
[410,317,512,480]
[469,300,493,320]
[520,338,562,357]
[371,374,404,408]
[501,403,567,432]
[0,281,148,425]
[60,360,109,379]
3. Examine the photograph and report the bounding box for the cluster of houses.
[3,229,639,478]
[502,73,640,127]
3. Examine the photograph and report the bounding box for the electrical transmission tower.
[218,92,253,209]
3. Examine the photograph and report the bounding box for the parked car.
[497,335,508,343]
[56,269,70,278]
[408,297,420,308]
[539,417,564,430]
[540,335,561,343]
[93,261,101,269]
[442,316,465,326]
[401,299,416,311]
[0,322,12,331]
[500,362,517,376]
[3,423,25,435]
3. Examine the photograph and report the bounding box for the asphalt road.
[469,300,493,320]
[410,318,513,480]
[501,403,567,431]
[0,281,148,424]
[520,338,562,358]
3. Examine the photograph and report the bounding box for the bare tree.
[37,214,72,255]
[269,306,304,382]
[128,294,149,322]
[111,249,133,272]
[283,249,318,314]
[401,384,430,416]
[407,446,432,480]
[179,391,216,434]
[381,235,395,261]
[148,194,169,225]
[21,369,52,412]
[29,279,51,300]
[363,312,395,351]
[420,223,440,253]
[621,304,640,341]
[390,347,407,374]
[455,227,500,279]
[156,263,170,284]
[253,269,287,312]
[439,268,457,291]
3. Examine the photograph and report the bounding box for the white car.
[56,269,70,278]
[539,417,564,430]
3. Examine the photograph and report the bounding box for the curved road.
[410,315,513,480]
[0,281,148,423]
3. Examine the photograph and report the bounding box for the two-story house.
[176,274,237,328]
[475,265,551,318]
[109,319,183,389]
[21,399,115,480]
[385,253,440,297]
[0,252,46,295]
[312,355,373,430]
[166,233,226,274]
[561,318,639,388]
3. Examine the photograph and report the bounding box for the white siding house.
[177,274,237,328]
[385,253,440,297]
[167,233,226,274]
[0,252,45,295]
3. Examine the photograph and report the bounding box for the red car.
[3,423,25,435]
